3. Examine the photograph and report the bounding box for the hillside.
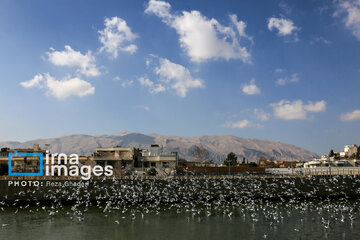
[0,132,318,163]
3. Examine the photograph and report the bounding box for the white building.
[304,160,322,168]
[344,144,358,157]
[138,144,178,173]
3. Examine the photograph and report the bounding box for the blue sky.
[1,0,360,154]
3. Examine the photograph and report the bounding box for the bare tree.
[193,146,210,165]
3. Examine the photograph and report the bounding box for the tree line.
[192,146,257,167]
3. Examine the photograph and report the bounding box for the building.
[320,155,328,161]
[339,152,347,158]
[345,144,358,158]
[0,144,46,175]
[0,144,179,178]
[334,145,359,159]
[138,144,178,173]
[304,159,327,168]
[92,147,141,169]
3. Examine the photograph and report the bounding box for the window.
[151,162,156,167]
[162,162,169,168]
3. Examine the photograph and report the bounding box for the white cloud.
[145,0,252,63]
[98,16,138,58]
[138,77,153,87]
[268,17,298,36]
[20,74,45,88]
[46,45,100,77]
[271,100,306,120]
[20,73,95,99]
[309,36,332,45]
[154,57,204,97]
[142,56,204,97]
[275,73,300,86]
[254,108,270,121]
[145,0,171,19]
[143,106,150,112]
[274,68,286,73]
[224,120,262,129]
[138,77,166,94]
[275,78,286,86]
[229,14,253,42]
[334,0,360,40]
[46,76,95,99]
[114,76,134,88]
[121,79,134,88]
[340,109,360,121]
[271,100,326,120]
[242,79,260,95]
[303,100,326,112]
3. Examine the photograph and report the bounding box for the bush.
[147,168,157,176]
[249,162,258,167]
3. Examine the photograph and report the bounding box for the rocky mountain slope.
[0,132,318,163]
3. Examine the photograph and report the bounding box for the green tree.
[249,162,258,167]
[0,148,9,152]
[329,149,335,157]
[223,152,238,166]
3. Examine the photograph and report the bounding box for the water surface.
[1,199,359,239]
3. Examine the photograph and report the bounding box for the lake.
[1,199,359,239]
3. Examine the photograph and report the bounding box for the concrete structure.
[302,158,357,168]
[344,145,351,153]
[92,145,178,176]
[92,147,141,169]
[340,152,347,158]
[320,155,328,161]
[278,157,360,169]
[0,144,179,178]
[266,167,360,176]
[345,144,358,157]
[138,144,178,175]
[0,144,45,175]
[304,160,323,168]
[333,144,358,159]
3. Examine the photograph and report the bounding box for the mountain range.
[0,132,318,163]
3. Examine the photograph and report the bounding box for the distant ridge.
[0,132,318,163]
